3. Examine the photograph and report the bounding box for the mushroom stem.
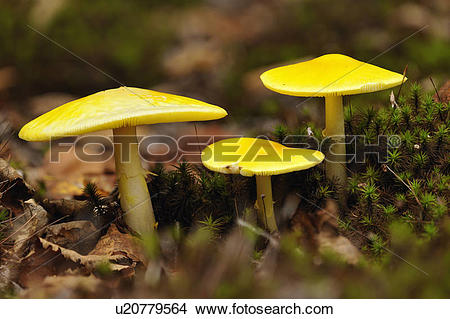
[113,126,156,235]
[255,175,278,233]
[324,96,347,198]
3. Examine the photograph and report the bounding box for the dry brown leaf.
[43,220,99,255]
[39,237,128,272]
[316,200,340,230]
[89,224,146,267]
[315,201,361,264]
[36,224,145,275]
[316,233,362,265]
[41,198,92,220]
[0,158,34,213]
[0,258,23,293]
[292,200,361,264]
[5,222,144,289]
[0,199,50,290]
[9,199,49,256]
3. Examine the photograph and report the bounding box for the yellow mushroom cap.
[201,137,324,177]
[19,87,228,141]
[260,54,406,97]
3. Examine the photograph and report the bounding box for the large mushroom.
[19,87,227,235]
[260,54,406,196]
[201,137,324,233]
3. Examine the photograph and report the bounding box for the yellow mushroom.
[260,54,406,196]
[201,137,324,233]
[19,86,227,235]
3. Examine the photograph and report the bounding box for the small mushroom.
[201,137,324,233]
[19,87,227,235]
[260,54,406,195]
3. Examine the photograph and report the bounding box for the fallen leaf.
[316,233,362,265]
[36,224,146,276]
[0,259,23,294]
[41,198,92,220]
[0,199,50,290]
[89,224,146,268]
[292,200,361,264]
[39,237,128,272]
[8,199,49,257]
[41,197,120,229]
[0,159,34,213]
[43,220,99,255]
[316,200,340,231]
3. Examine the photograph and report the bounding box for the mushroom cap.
[19,87,228,141]
[201,137,324,177]
[260,54,406,97]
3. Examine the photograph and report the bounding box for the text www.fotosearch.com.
[195,303,333,316]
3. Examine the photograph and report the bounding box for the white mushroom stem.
[324,96,347,196]
[255,175,278,233]
[113,126,155,235]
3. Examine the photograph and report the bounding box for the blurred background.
[0,0,449,299]
[1,0,448,131]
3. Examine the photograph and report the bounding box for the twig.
[0,212,37,245]
[396,64,408,97]
[12,215,70,246]
[261,194,268,229]
[236,218,278,246]
[383,165,422,209]
[381,64,408,136]
[429,76,442,103]
[234,198,239,219]
[193,122,202,156]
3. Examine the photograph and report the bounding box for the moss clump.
[148,162,250,232]
[275,84,448,255]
